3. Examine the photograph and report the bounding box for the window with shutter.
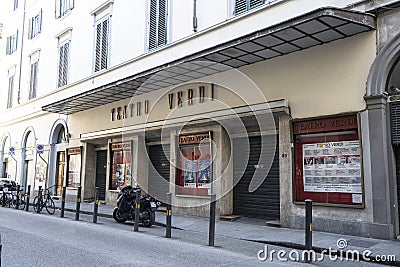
[7,76,14,109]
[55,0,74,18]
[29,9,42,39]
[29,61,38,100]
[58,42,70,88]
[94,17,109,72]
[234,0,264,15]
[6,31,18,55]
[148,0,168,50]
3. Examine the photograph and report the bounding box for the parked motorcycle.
[112,186,158,227]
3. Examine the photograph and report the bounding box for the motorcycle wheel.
[141,208,155,227]
[113,207,127,223]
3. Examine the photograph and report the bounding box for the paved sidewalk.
[53,199,400,265]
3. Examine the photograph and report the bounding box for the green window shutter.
[94,18,109,72]
[55,0,61,18]
[249,0,264,8]
[234,0,247,14]
[28,18,32,39]
[6,36,10,55]
[148,0,168,50]
[39,9,43,33]
[149,0,158,50]
[95,22,102,72]
[157,0,167,47]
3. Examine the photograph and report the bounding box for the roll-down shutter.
[233,136,280,220]
[148,144,170,200]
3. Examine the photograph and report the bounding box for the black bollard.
[2,190,5,207]
[305,199,313,262]
[208,193,216,246]
[25,185,31,211]
[37,186,43,212]
[134,189,141,232]
[93,187,99,223]
[0,234,2,267]
[75,186,81,221]
[15,185,20,210]
[60,187,66,218]
[166,193,172,238]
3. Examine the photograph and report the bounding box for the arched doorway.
[21,129,36,190]
[0,134,11,178]
[365,32,400,238]
[48,120,68,196]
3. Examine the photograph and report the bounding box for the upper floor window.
[7,75,14,109]
[55,0,75,18]
[14,0,18,10]
[29,59,39,100]
[94,16,110,72]
[28,9,43,39]
[58,40,70,87]
[148,0,168,50]
[6,31,18,55]
[234,0,264,15]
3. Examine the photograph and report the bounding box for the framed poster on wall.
[293,114,364,207]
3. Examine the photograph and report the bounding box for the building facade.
[1,0,400,239]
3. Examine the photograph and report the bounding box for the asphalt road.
[0,208,307,267]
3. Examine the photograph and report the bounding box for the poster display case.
[293,114,364,206]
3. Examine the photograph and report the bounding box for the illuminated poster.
[184,160,197,188]
[197,160,211,188]
[302,141,361,193]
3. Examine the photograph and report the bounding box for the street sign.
[37,144,44,154]
[9,146,15,156]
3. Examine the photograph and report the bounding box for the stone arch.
[366,31,400,96]
[0,132,12,178]
[48,119,69,145]
[20,127,37,190]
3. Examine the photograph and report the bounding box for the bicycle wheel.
[45,198,55,215]
[19,195,26,210]
[9,195,16,209]
[33,196,42,213]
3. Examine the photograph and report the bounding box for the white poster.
[302,141,362,193]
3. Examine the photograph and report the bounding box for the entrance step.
[220,215,241,221]
[266,220,281,227]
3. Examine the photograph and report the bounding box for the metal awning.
[43,8,375,115]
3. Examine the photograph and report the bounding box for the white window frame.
[93,15,110,73]
[146,0,169,51]
[7,73,15,109]
[28,53,40,100]
[57,40,70,88]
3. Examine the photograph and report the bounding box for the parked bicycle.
[10,189,26,210]
[33,186,56,215]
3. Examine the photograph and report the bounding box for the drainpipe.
[193,0,198,32]
[17,0,27,104]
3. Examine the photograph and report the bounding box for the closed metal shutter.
[390,101,400,145]
[233,136,280,220]
[148,145,170,200]
[396,147,400,230]
[95,150,107,200]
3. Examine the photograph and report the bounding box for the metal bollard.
[75,186,81,221]
[134,189,141,232]
[209,193,216,246]
[25,185,31,211]
[37,186,43,212]
[15,185,20,210]
[305,199,313,262]
[60,187,66,218]
[93,187,99,223]
[1,190,5,207]
[0,234,2,267]
[166,193,172,238]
